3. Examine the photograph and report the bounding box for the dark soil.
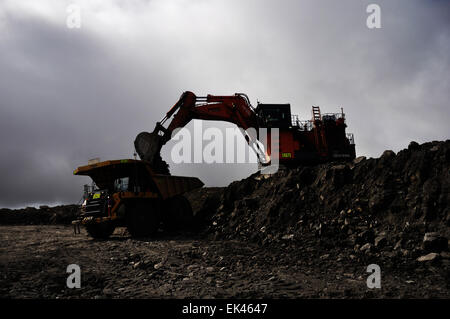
[1,225,448,298]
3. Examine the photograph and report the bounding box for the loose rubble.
[197,140,449,258]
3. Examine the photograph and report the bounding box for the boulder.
[417,253,439,262]
[423,233,448,253]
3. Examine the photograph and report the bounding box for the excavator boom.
[135,91,262,166]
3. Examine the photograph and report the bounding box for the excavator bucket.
[134,131,162,163]
[134,130,171,175]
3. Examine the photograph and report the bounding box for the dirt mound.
[0,205,79,225]
[195,140,450,259]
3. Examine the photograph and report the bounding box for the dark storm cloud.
[0,3,178,207]
[0,0,449,207]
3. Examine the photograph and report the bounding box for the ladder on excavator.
[312,106,322,122]
[312,106,328,157]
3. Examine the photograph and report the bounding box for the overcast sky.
[0,0,449,208]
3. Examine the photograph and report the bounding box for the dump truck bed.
[73,159,203,199]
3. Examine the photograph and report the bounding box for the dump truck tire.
[85,222,115,239]
[162,195,193,231]
[126,201,160,237]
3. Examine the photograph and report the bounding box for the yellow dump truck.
[72,159,203,239]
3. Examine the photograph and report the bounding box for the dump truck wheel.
[162,195,193,231]
[85,222,115,239]
[126,201,160,237]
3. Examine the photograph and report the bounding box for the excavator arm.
[134,91,264,167]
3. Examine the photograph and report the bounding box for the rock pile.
[0,205,79,225]
[195,140,449,262]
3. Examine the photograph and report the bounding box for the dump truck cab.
[73,159,203,238]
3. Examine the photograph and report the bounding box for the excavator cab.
[256,104,292,128]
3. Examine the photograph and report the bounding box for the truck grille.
[82,199,105,217]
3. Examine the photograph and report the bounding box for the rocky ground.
[0,140,449,298]
[0,225,448,298]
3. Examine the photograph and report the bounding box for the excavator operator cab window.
[256,104,292,128]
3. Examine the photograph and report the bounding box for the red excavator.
[134,91,355,170]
